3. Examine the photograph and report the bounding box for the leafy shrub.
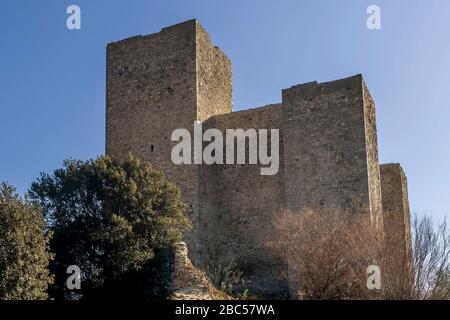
[0,182,53,300]
[29,155,191,299]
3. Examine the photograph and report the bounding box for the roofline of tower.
[282,74,363,93]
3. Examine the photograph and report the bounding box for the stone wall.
[380,164,413,271]
[196,23,233,122]
[106,20,232,266]
[202,104,288,298]
[105,20,411,299]
[106,20,201,264]
[362,80,384,227]
[282,75,381,216]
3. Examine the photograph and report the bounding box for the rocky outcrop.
[170,242,231,300]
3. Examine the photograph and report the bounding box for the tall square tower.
[106,20,232,265]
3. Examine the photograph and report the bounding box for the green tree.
[0,182,53,300]
[29,155,190,299]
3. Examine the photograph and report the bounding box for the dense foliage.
[29,155,190,299]
[0,182,53,300]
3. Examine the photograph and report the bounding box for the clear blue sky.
[1,0,449,220]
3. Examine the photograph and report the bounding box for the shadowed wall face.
[201,105,288,298]
[380,164,413,271]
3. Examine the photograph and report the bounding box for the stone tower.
[106,19,232,266]
[282,77,383,225]
[105,20,411,298]
[380,164,413,277]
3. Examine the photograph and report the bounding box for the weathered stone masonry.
[105,19,412,298]
[380,164,413,275]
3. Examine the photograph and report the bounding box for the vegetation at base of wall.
[409,215,450,299]
[268,209,450,300]
[0,182,53,300]
[28,155,191,299]
[206,261,248,299]
[2,158,449,300]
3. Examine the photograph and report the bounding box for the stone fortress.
[105,20,412,298]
